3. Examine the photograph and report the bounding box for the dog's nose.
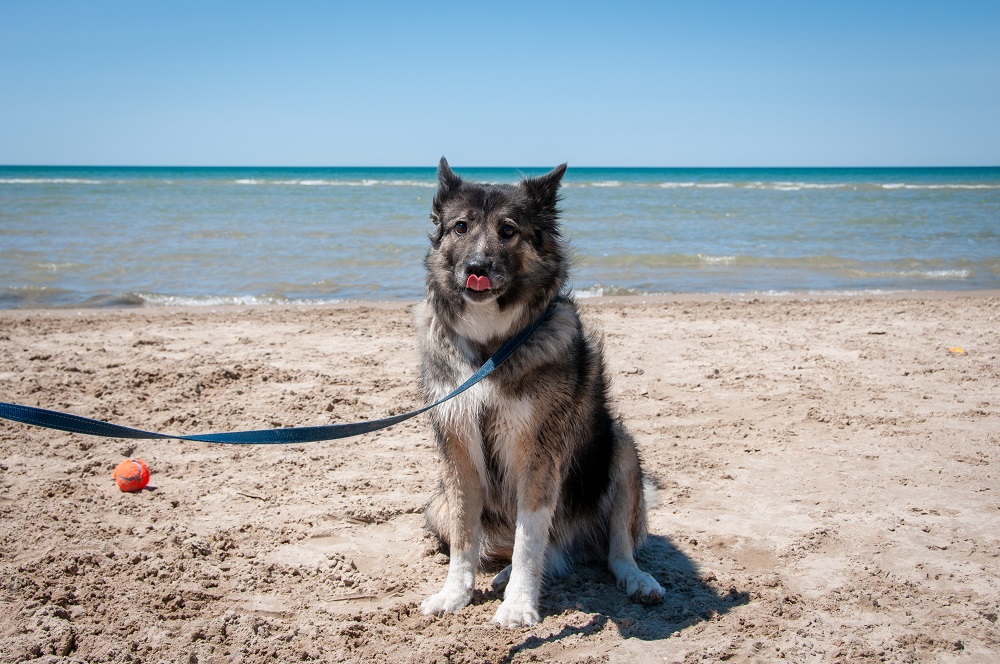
[465,258,492,276]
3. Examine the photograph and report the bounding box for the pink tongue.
[466,274,492,292]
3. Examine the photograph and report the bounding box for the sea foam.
[0,178,104,184]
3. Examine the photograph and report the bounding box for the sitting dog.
[417,158,664,627]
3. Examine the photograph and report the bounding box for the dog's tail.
[642,474,661,511]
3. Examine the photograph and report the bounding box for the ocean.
[1,166,998,308]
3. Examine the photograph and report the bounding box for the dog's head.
[425,157,568,313]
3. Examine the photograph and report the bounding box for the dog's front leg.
[492,465,557,628]
[421,433,484,615]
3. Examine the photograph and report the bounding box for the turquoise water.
[1,166,998,308]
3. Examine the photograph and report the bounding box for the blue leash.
[0,308,548,445]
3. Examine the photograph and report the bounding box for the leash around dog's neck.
[0,303,556,445]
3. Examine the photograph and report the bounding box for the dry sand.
[1,293,998,663]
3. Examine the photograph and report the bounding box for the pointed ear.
[432,156,462,223]
[521,163,567,206]
[437,156,463,194]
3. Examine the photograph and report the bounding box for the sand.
[1,293,998,663]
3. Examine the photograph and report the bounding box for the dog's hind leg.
[606,431,665,604]
[608,515,664,604]
[491,543,570,593]
[490,564,511,591]
[424,489,449,542]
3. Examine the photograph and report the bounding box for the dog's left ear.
[521,163,567,208]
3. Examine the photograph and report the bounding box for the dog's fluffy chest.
[428,373,536,493]
[449,300,526,348]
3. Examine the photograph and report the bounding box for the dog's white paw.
[616,567,665,605]
[420,585,472,615]
[490,565,512,591]
[492,592,540,628]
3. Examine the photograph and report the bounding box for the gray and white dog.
[417,158,664,627]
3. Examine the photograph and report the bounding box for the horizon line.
[3,163,999,170]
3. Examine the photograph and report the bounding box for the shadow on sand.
[490,534,747,663]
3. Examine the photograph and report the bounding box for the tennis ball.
[113,458,150,492]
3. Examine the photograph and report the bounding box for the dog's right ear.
[431,157,463,224]
[437,157,463,194]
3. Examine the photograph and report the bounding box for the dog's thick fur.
[417,158,664,627]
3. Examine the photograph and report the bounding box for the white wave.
[809,289,895,297]
[658,180,1000,192]
[790,183,843,189]
[698,254,737,264]
[658,182,734,189]
[896,184,1000,190]
[0,178,104,184]
[659,182,736,189]
[131,292,343,307]
[583,179,1000,192]
[755,182,845,191]
[858,269,971,280]
[909,269,971,279]
[742,181,999,191]
[233,178,435,188]
[133,293,281,306]
[571,284,646,298]
[35,262,81,272]
[385,179,437,188]
[292,179,378,186]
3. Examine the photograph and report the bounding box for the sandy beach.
[1,293,998,663]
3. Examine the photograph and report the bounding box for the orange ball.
[113,458,150,492]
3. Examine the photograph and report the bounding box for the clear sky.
[1,1,998,167]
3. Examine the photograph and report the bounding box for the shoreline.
[1,288,998,319]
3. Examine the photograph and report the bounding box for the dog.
[416,158,664,627]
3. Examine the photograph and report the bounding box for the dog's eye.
[454,221,468,235]
[500,223,517,239]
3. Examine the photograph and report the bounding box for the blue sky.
[1,1,998,167]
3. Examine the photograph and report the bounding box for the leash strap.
[0,308,548,445]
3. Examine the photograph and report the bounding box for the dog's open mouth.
[466,274,492,292]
